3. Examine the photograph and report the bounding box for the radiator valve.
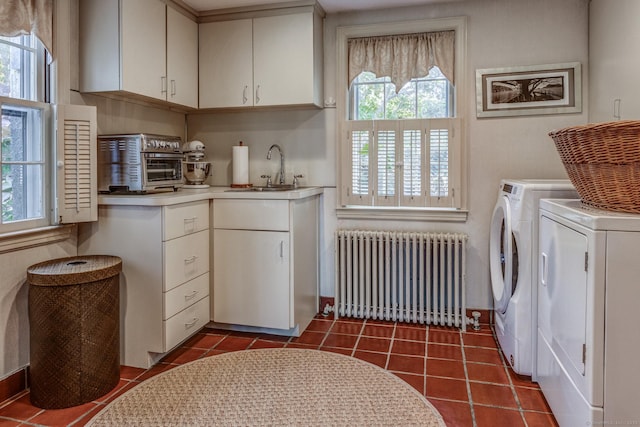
[471,311,481,331]
[322,304,334,317]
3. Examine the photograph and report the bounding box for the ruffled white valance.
[0,0,53,57]
[348,31,455,93]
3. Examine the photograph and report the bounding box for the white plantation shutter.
[427,118,460,208]
[342,118,461,209]
[375,127,396,206]
[351,131,369,197]
[345,121,373,205]
[399,120,426,207]
[54,104,97,223]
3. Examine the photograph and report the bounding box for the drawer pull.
[184,256,198,264]
[185,317,199,329]
[184,217,198,233]
[185,290,199,301]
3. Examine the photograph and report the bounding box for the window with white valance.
[336,17,467,220]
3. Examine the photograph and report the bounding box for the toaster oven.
[98,134,184,193]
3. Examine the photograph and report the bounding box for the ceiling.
[181,0,450,14]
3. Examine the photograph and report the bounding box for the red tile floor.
[0,315,558,426]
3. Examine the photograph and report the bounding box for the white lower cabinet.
[211,197,319,335]
[214,229,290,329]
[78,200,210,368]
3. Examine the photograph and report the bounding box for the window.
[350,68,453,120]
[337,18,467,219]
[1,34,49,232]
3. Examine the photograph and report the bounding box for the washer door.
[490,195,513,314]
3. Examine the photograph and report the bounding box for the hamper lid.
[27,255,122,286]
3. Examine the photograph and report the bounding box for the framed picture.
[476,62,581,118]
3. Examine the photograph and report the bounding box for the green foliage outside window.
[350,67,451,121]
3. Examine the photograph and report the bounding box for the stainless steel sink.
[252,185,295,191]
[225,185,301,192]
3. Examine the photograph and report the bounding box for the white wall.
[0,238,77,379]
[188,0,589,309]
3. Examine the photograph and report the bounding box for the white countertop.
[98,186,324,206]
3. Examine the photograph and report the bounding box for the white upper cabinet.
[199,9,323,109]
[199,19,254,108]
[589,0,640,121]
[167,7,198,109]
[80,0,198,109]
[253,13,317,107]
[120,0,166,101]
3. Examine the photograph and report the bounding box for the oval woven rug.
[88,348,446,426]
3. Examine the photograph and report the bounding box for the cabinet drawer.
[213,199,289,231]
[164,272,209,320]
[164,229,209,291]
[164,296,209,351]
[163,200,209,241]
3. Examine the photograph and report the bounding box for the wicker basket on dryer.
[548,120,640,213]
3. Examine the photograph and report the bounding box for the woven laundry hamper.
[549,120,640,213]
[27,255,122,409]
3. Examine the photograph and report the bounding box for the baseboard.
[0,368,27,405]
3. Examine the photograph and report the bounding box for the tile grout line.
[490,325,530,425]
[423,326,429,396]
[460,329,479,427]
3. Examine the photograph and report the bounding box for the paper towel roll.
[232,144,249,185]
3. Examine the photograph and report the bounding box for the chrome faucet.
[266,144,285,185]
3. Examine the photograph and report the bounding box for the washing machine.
[489,179,577,377]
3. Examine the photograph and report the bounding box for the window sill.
[336,206,468,222]
[0,224,76,255]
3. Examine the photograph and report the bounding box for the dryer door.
[490,195,513,313]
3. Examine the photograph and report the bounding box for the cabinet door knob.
[242,85,248,104]
[255,85,261,104]
[171,80,176,97]
[161,76,167,94]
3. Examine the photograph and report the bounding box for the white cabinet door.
[167,7,198,108]
[213,229,290,329]
[199,19,253,108]
[253,13,315,106]
[589,0,640,121]
[539,216,588,378]
[121,0,166,101]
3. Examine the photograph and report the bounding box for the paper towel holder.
[230,141,253,188]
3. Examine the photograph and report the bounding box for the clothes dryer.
[489,179,577,377]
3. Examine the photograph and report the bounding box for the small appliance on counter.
[182,140,211,189]
[98,134,184,194]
